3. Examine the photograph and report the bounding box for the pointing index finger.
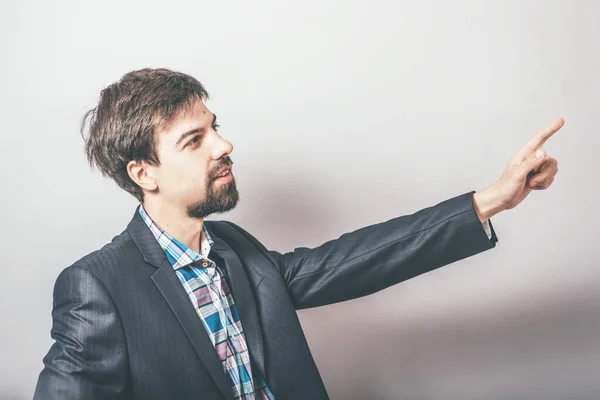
[521,117,565,156]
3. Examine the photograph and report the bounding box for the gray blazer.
[33,190,498,400]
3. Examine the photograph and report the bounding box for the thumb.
[520,149,546,178]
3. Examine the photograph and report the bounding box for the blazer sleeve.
[230,190,498,310]
[33,264,129,400]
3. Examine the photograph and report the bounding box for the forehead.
[158,99,212,141]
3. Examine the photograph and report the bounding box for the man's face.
[147,98,239,219]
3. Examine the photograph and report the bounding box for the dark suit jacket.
[33,190,498,400]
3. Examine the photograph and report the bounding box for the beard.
[186,161,240,219]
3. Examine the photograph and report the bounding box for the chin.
[186,180,240,219]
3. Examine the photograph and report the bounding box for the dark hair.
[81,68,210,202]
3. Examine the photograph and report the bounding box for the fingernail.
[535,149,545,159]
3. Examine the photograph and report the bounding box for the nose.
[213,134,233,161]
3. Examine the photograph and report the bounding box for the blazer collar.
[207,233,266,382]
[126,205,171,268]
[125,207,266,397]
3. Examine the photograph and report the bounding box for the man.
[33,68,561,400]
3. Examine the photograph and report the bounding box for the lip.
[213,171,233,183]
[213,166,233,181]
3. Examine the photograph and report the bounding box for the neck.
[142,198,203,253]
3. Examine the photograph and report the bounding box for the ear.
[127,160,158,192]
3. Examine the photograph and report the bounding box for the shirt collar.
[138,204,214,270]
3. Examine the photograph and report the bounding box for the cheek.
[174,165,211,193]
[157,152,211,192]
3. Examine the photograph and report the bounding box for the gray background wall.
[1,0,599,399]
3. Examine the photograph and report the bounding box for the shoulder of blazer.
[65,229,142,279]
[204,220,283,267]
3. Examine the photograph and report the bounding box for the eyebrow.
[175,113,217,147]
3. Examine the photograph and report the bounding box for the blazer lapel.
[209,235,267,383]
[127,208,234,400]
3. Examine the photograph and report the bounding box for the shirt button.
[202,261,209,268]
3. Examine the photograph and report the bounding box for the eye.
[212,124,220,131]
[186,135,202,147]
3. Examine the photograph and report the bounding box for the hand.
[473,118,563,221]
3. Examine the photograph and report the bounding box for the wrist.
[472,185,506,223]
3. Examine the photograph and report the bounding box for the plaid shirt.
[139,205,275,400]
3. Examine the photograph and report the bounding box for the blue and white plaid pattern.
[139,205,275,400]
